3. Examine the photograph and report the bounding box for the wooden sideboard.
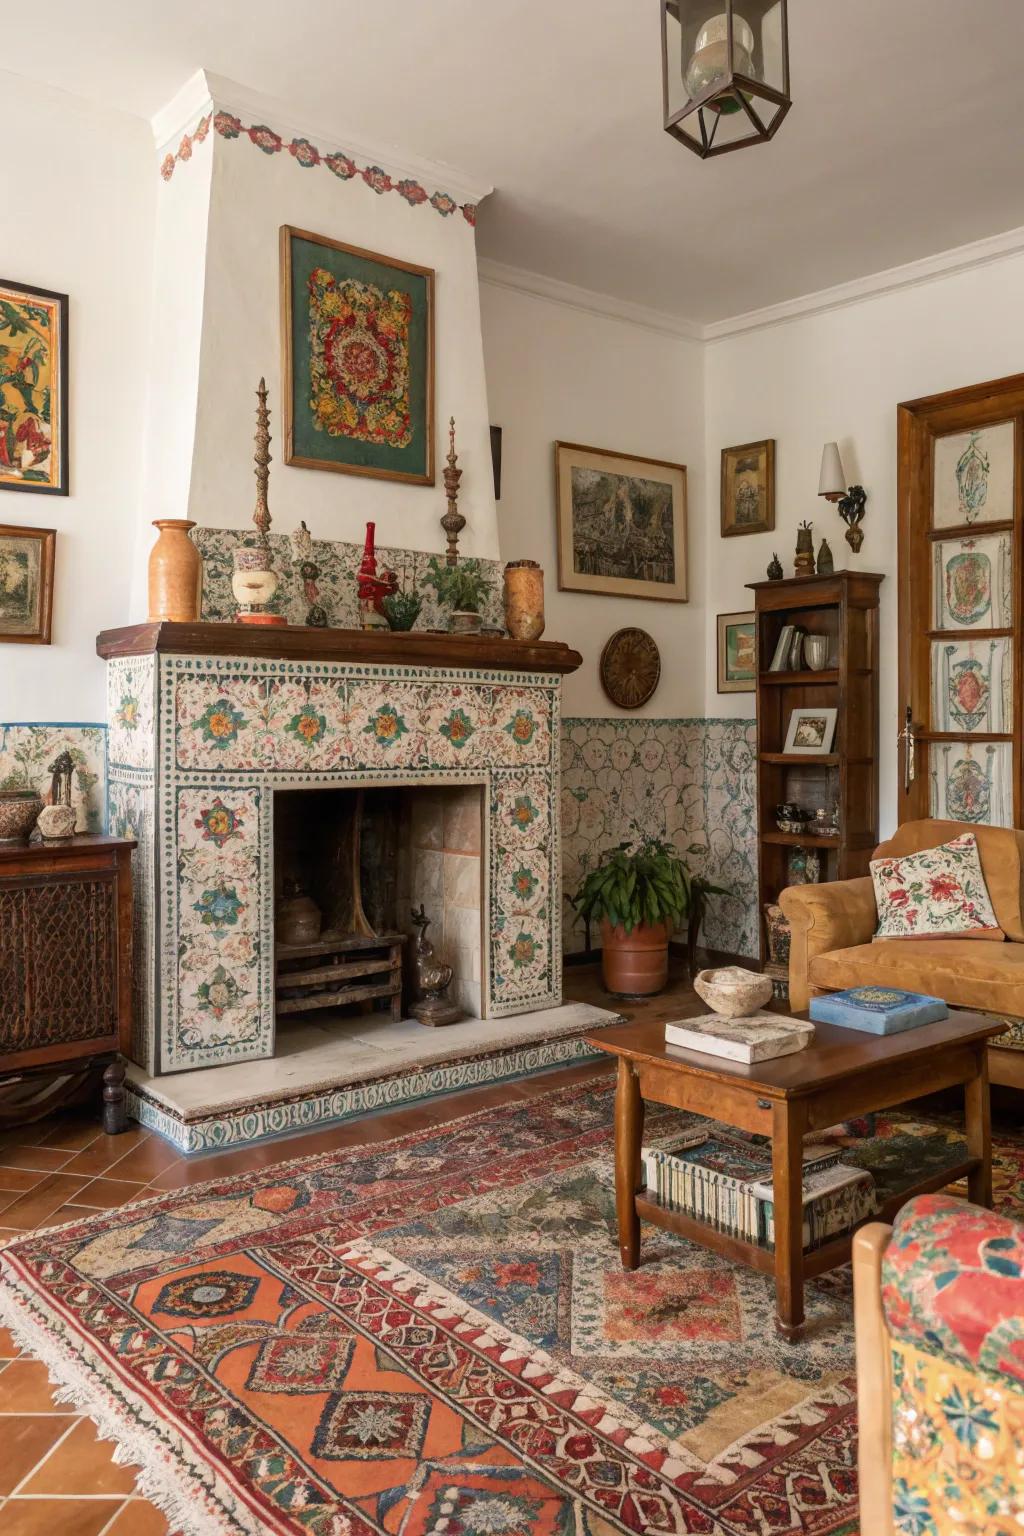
[0,835,135,1133]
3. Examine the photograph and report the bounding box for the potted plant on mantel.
[574,837,692,998]
[421,556,494,635]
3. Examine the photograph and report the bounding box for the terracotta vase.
[148,520,202,621]
[503,560,545,641]
[600,918,669,998]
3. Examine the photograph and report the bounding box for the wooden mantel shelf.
[96,621,583,675]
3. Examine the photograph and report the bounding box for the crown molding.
[477,259,704,342]
[151,69,492,206]
[704,223,1024,341]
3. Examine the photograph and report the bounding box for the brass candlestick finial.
[253,376,272,548]
[440,416,465,567]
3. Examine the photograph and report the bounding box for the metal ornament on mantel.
[440,418,465,567]
[232,378,286,626]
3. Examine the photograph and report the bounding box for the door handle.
[899,705,916,793]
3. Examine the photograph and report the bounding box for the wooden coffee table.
[586,1010,1007,1337]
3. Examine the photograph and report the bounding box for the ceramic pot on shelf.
[148,520,202,622]
[503,560,545,641]
[804,634,829,672]
[449,610,483,636]
[0,788,43,846]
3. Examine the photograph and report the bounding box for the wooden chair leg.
[102,1058,128,1135]
[853,1223,895,1536]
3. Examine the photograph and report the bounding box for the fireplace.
[273,783,485,1026]
[101,623,581,1076]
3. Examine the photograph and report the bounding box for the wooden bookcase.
[747,571,884,987]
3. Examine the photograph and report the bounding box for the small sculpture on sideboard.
[794,520,815,576]
[816,537,834,576]
[766,552,784,581]
[37,749,77,841]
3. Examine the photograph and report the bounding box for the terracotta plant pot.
[600,918,670,998]
[148,519,202,621]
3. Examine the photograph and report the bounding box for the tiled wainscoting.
[0,724,106,833]
[561,717,759,959]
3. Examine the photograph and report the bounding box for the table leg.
[615,1060,643,1270]
[965,1047,993,1208]
[772,1100,805,1338]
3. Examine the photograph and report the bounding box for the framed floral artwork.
[554,442,687,602]
[721,439,774,537]
[0,278,69,495]
[717,611,756,693]
[0,524,55,644]
[280,225,434,485]
[783,706,837,756]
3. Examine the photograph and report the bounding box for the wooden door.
[897,373,1024,828]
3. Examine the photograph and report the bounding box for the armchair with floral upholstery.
[853,1193,1024,1535]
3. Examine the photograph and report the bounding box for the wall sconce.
[818,441,867,554]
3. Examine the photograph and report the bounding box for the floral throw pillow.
[871,833,1003,941]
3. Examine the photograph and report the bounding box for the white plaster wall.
[0,72,154,721]
[480,282,706,718]
[703,250,1024,834]
[187,131,498,561]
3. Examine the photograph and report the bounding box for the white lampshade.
[819,442,846,498]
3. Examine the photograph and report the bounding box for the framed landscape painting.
[554,442,687,602]
[721,439,774,537]
[280,225,434,485]
[0,279,68,496]
[717,610,756,693]
[0,525,55,644]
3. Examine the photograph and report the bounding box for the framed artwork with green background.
[280,225,434,485]
[717,610,756,693]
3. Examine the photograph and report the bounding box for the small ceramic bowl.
[0,788,43,845]
[776,817,807,835]
[694,965,775,1019]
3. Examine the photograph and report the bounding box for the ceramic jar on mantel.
[503,560,545,642]
[148,519,202,622]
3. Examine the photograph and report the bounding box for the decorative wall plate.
[599,627,661,709]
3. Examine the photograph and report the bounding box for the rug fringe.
[0,1275,262,1535]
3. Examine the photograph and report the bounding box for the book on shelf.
[769,625,795,671]
[787,627,806,671]
[641,1124,875,1252]
[809,986,949,1036]
[664,1013,814,1063]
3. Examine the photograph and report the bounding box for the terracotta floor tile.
[102,1502,170,1536]
[0,1173,46,1197]
[0,1149,73,1174]
[0,1326,21,1358]
[37,1120,108,1153]
[46,1205,103,1227]
[22,1417,139,1496]
[60,1132,149,1179]
[0,1497,127,1535]
[1,1176,91,1231]
[100,1139,180,1184]
[0,1359,63,1413]
[71,1179,149,1211]
[0,1416,76,1495]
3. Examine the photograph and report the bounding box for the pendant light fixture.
[662,1,791,158]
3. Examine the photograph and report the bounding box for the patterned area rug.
[2,1076,1022,1536]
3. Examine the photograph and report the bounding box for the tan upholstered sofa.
[780,818,1024,1088]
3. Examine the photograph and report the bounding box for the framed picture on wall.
[0,278,69,496]
[717,610,756,692]
[721,439,774,537]
[280,225,435,485]
[554,441,687,602]
[0,524,55,644]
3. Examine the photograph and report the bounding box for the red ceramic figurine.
[357,522,398,629]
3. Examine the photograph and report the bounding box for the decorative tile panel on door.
[100,623,581,1076]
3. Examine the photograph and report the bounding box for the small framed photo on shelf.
[721,439,775,537]
[783,706,837,755]
[717,610,755,693]
[0,524,55,644]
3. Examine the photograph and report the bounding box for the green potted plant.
[421,556,494,634]
[574,837,691,997]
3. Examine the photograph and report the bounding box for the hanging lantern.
[662,1,791,158]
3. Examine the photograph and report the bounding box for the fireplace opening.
[272,784,485,1031]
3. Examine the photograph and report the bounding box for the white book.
[664,1013,815,1064]
[769,626,794,671]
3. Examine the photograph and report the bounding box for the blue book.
[810,986,949,1035]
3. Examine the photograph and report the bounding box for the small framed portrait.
[783,706,837,755]
[555,441,687,602]
[721,439,775,537]
[717,610,756,693]
[0,524,55,644]
[0,278,69,496]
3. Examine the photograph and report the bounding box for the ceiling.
[9,0,1024,324]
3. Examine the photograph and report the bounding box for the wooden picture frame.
[783,705,837,755]
[717,610,756,692]
[721,439,775,537]
[0,278,69,496]
[280,225,435,485]
[0,524,55,643]
[555,441,687,602]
